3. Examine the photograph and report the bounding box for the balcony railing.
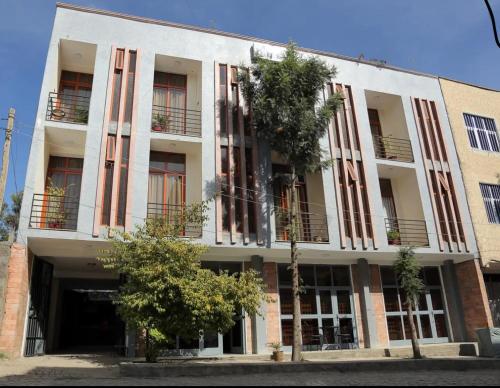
[385,218,429,247]
[46,92,90,125]
[275,209,329,243]
[373,135,414,163]
[147,203,202,238]
[29,193,79,231]
[151,105,202,137]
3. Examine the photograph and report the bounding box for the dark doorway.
[59,289,125,351]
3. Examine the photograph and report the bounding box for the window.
[278,264,356,350]
[480,183,500,224]
[464,113,500,152]
[381,266,448,343]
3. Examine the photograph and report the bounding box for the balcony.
[373,135,414,163]
[275,210,329,243]
[46,92,90,125]
[29,193,79,231]
[147,203,202,238]
[385,218,429,247]
[151,105,201,137]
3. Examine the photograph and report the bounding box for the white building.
[0,3,493,358]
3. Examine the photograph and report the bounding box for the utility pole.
[0,108,15,212]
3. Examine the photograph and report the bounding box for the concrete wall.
[440,78,500,268]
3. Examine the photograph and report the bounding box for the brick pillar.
[263,262,280,348]
[369,264,389,348]
[350,264,366,348]
[455,259,493,341]
[0,243,30,358]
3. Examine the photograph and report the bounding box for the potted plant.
[151,113,169,132]
[45,180,67,229]
[269,342,284,362]
[74,108,89,124]
[387,229,401,245]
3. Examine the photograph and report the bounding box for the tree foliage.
[0,191,23,241]
[239,42,343,175]
[393,246,424,305]
[98,202,269,362]
[393,246,424,359]
[240,42,343,361]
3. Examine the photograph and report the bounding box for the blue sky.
[0,0,499,205]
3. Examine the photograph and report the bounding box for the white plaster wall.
[18,6,478,259]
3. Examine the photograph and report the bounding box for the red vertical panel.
[214,63,223,243]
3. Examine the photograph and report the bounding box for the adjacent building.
[0,3,494,358]
[440,78,500,328]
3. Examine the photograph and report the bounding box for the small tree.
[240,42,343,361]
[98,202,269,362]
[0,191,23,240]
[393,246,424,359]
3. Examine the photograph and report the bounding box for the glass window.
[316,266,332,287]
[332,266,350,286]
[300,289,317,315]
[279,289,293,315]
[383,288,400,312]
[480,183,500,224]
[387,316,404,341]
[337,291,351,315]
[281,320,293,346]
[464,113,499,152]
[319,290,332,314]
[299,265,315,287]
[278,264,292,287]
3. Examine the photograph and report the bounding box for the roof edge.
[55,2,438,80]
[439,76,500,93]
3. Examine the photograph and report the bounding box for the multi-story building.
[0,3,494,358]
[440,78,500,328]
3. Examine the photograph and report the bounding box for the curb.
[119,358,500,378]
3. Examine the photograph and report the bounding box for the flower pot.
[152,125,163,132]
[271,350,284,362]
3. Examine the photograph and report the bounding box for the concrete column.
[441,260,467,342]
[125,328,136,358]
[250,255,267,354]
[356,258,379,348]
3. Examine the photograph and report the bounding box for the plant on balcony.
[151,113,170,132]
[98,202,271,363]
[387,229,401,245]
[393,246,424,359]
[240,42,343,361]
[74,108,89,124]
[45,179,66,229]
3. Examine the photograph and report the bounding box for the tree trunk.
[290,168,302,362]
[406,300,422,359]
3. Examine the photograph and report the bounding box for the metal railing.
[46,92,91,124]
[275,209,329,243]
[385,218,429,247]
[151,105,202,137]
[373,135,414,163]
[147,203,202,238]
[29,193,79,231]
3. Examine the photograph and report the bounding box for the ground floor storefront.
[0,243,495,358]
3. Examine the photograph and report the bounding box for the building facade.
[0,3,494,358]
[440,78,500,328]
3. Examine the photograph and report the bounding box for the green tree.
[0,191,23,240]
[393,246,424,359]
[98,202,269,362]
[240,43,343,361]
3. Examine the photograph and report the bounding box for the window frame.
[464,113,500,152]
[480,183,500,224]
